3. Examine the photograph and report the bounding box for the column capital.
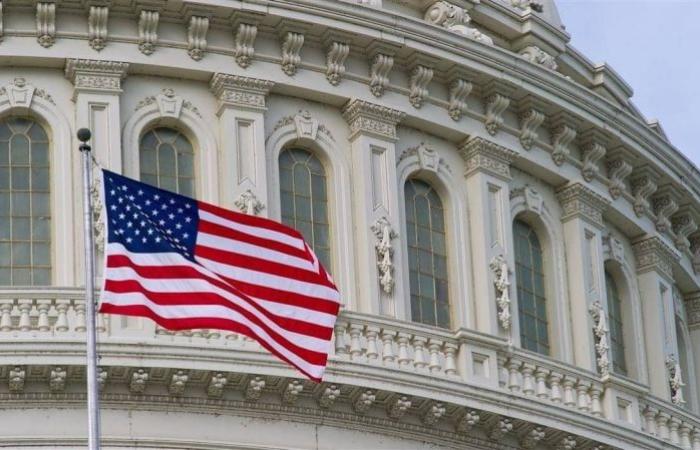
[555,182,610,227]
[341,99,405,141]
[459,136,518,181]
[209,73,274,112]
[684,291,700,328]
[65,59,129,94]
[632,235,679,279]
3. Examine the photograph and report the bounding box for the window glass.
[139,128,194,197]
[605,271,627,375]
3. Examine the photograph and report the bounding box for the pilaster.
[342,99,405,318]
[556,183,610,371]
[633,236,679,400]
[685,291,700,411]
[459,137,517,336]
[210,74,274,215]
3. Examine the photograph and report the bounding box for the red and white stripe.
[100,201,341,381]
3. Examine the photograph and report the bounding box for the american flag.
[99,170,341,381]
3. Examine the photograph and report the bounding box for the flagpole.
[78,128,101,450]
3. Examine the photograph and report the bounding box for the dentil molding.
[210,73,274,113]
[342,99,404,141]
[632,235,679,280]
[65,59,129,94]
[459,136,518,181]
[556,182,610,227]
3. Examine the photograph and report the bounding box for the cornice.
[459,136,518,181]
[341,99,405,141]
[632,235,679,280]
[209,73,274,112]
[556,182,610,227]
[64,59,129,94]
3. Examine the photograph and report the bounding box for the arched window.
[605,271,627,375]
[139,127,194,196]
[405,179,449,328]
[279,148,331,270]
[676,318,691,408]
[514,219,549,355]
[0,118,51,285]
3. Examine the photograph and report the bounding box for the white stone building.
[0,0,698,448]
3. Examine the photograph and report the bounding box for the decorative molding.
[632,235,678,279]
[281,31,305,76]
[187,16,209,61]
[483,82,513,136]
[690,235,700,274]
[518,98,546,150]
[488,416,513,441]
[88,6,109,51]
[2,77,35,108]
[579,131,608,182]
[424,1,493,45]
[511,0,544,13]
[353,389,376,414]
[602,233,624,263]
[325,41,350,86]
[371,217,398,294]
[556,183,610,226]
[520,46,557,70]
[282,380,304,404]
[652,186,680,234]
[234,23,258,68]
[447,78,472,121]
[387,395,412,419]
[168,370,189,396]
[49,366,66,392]
[666,355,686,406]
[459,136,518,181]
[630,166,659,218]
[318,384,340,409]
[368,51,394,98]
[91,171,105,253]
[342,99,404,141]
[605,149,633,200]
[672,209,698,253]
[510,185,544,215]
[135,88,201,118]
[65,59,129,94]
[422,402,446,426]
[550,113,578,166]
[234,190,265,216]
[455,410,480,433]
[685,292,700,327]
[36,2,56,48]
[129,369,149,394]
[399,143,449,174]
[9,366,25,393]
[245,376,266,401]
[556,435,578,450]
[138,10,159,55]
[489,255,511,332]
[210,73,274,112]
[207,373,228,398]
[520,426,546,449]
[588,301,610,378]
[408,64,433,109]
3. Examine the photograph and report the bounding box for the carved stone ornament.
[187,16,209,61]
[318,384,341,409]
[550,122,577,166]
[556,435,578,450]
[210,73,274,112]
[556,183,610,227]
[386,395,412,419]
[672,211,698,253]
[353,389,376,414]
[510,185,544,215]
[606,157,633,200]
[65,59,129,94]
[369,52,394,97]
[685,292,700,327]
[138,10,159,55]
[511,0,545,13]
[342,99,404,141]
[484,92,510,136]
[588,301,610,378]
[282,379,304,404]
[459,136,517,181]
[519,107,545,150]
[399,143,448,174]
[371,217,398,294]
[49,366,67,392]
[520,426,546,449]
[9,366,26,393]
[602,233,624,263]
[489,255,511,331]
[207,373,228,398]
[456,409,480,433]
[3,77,35,108]
[88,6,109,51]
[424,1,494,45]
[690,235,700,274]
[581,139,606,182]
[168,370,189,396]
[136,88,201,119]
[520,46,558,70]
[91,169,106,253]
[130,368,149,394]
[632,236,678,279]
[666,355,686,406]
[422,402,446,426]
[408,64,433,109]
[652,189,679,234]
[234,23,258,68]
[245,376,265,401]
[326,41,350,86]
[36,2,56,48]
[488,417,513,441]
[281,31,305,76]
[235,190,265,216]
[630,167,659,218]
[448,78,472,121]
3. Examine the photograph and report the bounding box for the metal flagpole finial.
[78,128,92,151]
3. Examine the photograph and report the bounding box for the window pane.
[606,271,627,375]
[140,127,195,196]
[514,219,549,355]
[405,179,449,328]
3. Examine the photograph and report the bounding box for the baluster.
[412,336,428,371]
[17,299,32,331]
[396,333,411,367]
[427,339,442,373]
[657,412,671,441]
[55,299,70,332]
[562,376,576,407]
[443,342,458,377]
[74,300,86,332]
[506,358,521,393]
[589,384,603,417]
[382,330,397,365]
[576,381,590,412]
[496,355,508,388]
[333,321,347,356]
[0,300,13,331]
[365,326,380,361]
[670,417,682,446]
[549,371,563,403]
[534,367,549,399]
[680,423,692,450]
[643,406,658,436]
[521,363,535,395]
[36,299,51,332]
[348,324,364,360]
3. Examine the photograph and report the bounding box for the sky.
[556,0,700,166]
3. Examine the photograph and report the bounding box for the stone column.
[556,183,611,370]
[341,99,404,318]
[210,74,274,216]
[633,236,679,400]
[458,137,517,336]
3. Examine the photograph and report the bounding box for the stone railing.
[0,288,699,448]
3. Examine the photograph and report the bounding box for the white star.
[118,228,124,234]
[166,229,173,235]
[183,233,189,239]
[161,204,168,210]
[154,194,160,200]
[138,190,144,196]
[110,189,116,196]
[169,199,176,205]
[152,210,159,216]
[122,185,128,191]
[158,220,165,226]
[145,200,151,206]
[126,237,133,243]
[168,213,175,220]
[110,205,117,211]
[134,230,140,236]
[125,205,131,212]
[185,217,191,223]
[118,197,124,204]
[118,213,125,220]
[140,221,146,227]
[147,229,154,235]
[127,222,133,228]
[177,208,183,213]
[142,237,147,243]
[128,195,135,201]
[175,223,182,230]
[132,213,139,220]
[185,203,191,209]
[155,237,162,243]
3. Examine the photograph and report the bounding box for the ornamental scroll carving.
[136,88,201,118]
[489,255,511,331]
[520,46,557,71]
[371,217,397,294]
[666,355,685,406]
[424,1,494,46]
[91,169,105,253]
[588,301,610,378]
[235,190,264,216]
